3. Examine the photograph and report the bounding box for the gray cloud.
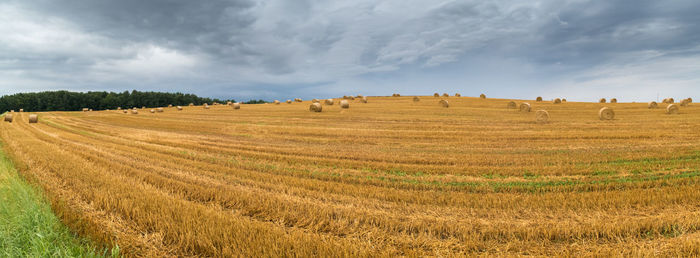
[1,0,699,101]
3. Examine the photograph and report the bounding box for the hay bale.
[360,96,368,103]
[553,98,561,104]
[413,96,420,102]
[309,103,322,112]
[4,114,13,123]
[507,101,517,109]
[455,93,461,97]
[392,93,401,97]
[439,99,449,108]
[520,102,531,112]
[9,110,13,113]
[273,100,280,105]
[562,99,567,103]
[177,106,183,111]
[233,103,241,109]
[82,108,89,112]
[131,109,139,114]
[356,95,364,98]
[442,93,449,97]
[434,93,439,97]
[610,98,617,103]
[599,107,615,120]
[666,98,675,104]
[666,104,679,114]
[150,109,155,113]
[536,96,543,102]
[599,98,606,103]
[227,102,232,106]
[19,109,23,112]
[648,101,658,109]
[89,109,93,112]
[687,97,693,103]
[535,110,549,123]
[123,110,128,114]
[340,100,349,109]
[312,99,320,103]
[480,94,486,99]
[142,106,146,109]
[157,108,164,112]
[117,107,122,110]
[286,100,292,104]
[324,99,334,105]
[204,104,210,109]
[295,98,303,102]
[680,98,690,107]
[189,103,194,106]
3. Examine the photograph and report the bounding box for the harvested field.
[1,96,700,257]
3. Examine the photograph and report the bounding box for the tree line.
[0,90,265,112]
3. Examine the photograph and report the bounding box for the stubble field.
[1,96,699,256]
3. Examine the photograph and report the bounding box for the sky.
[1,0,699,102]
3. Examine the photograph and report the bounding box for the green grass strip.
[0,146,118,257]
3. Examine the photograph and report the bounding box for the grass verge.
[0,146,118,257]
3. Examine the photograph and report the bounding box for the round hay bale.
[413,96,420,102]
[599,98,606,103]
[117,107,122,110]
[312,99,320,103]
[226,102,232,106]
[536,96,543,102]
[439,99,449,108]
[360,97,368,103]
[150,109,155,113]
[520,102,531,112]
[392,93,401,97]
[177,106,183,111]
[204,105,210,109]
[340,100,349,109]
[610,98,618,103]
[82,108,89,112]
[273,100,280,105]
[233,103,241,109]
[455,93,461,97]
[286,100,292,104]
[599,107,615,120]
[553,98,561,104]
[680,98,690,107]
[157,108,164,112]
[480,94,486,99]
[295,98,303,102]
[309,103,322,112]
[324,99,334,105]
[535,110,549,123]
[648,101,658,109]
[189,103,194,106]
[667,98,675,104]
[666,104,679,114]
[131,109,139,114]
[142,106,146,109]
[507,101,517,109]
[356,95,364,98]
[123,110,128,114]
[19,109,23,112]
[442,93,449,97]
[4,114,13,123]
[89,109,93,112]
[433,93,439,97]
[562,99,567,103]
[687,97,693,103]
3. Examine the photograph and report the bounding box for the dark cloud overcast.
[1,0,699,101]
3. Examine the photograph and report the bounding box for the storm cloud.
[1,0,699,101]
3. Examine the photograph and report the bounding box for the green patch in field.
[592,170,617,176]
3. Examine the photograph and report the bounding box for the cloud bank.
[1,0,699,101]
